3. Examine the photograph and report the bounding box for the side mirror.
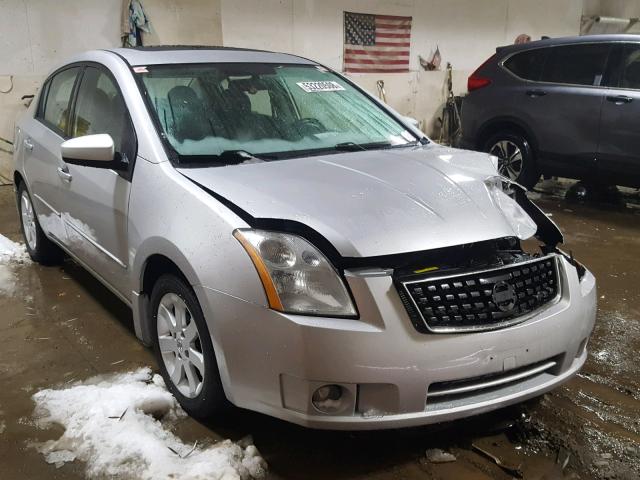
[60,134,115,167]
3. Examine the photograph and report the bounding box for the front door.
[58,65,136,298]
[597,42,640,187]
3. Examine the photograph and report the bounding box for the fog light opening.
[312,384,345,414]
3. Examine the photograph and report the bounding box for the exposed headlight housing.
[234,229,357,317]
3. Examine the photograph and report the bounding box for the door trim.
[64,218,127,269]
[48,233,132,306]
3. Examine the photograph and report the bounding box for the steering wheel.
[294,117,326,135]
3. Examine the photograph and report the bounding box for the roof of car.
[104,46,317,66]
[497,34,640,55]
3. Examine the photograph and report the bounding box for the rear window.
[41,67,81,135]
[540,43,609,86]
[504,48,548,81]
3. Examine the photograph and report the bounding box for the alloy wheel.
[489,140,524,180]
[20,191,37,251]
[156,293,205,398]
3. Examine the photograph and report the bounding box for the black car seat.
[167,86,210,142]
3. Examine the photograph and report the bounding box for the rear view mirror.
[60,134,115,166]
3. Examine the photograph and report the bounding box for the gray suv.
[461,35,640,189]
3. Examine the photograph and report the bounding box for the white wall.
[221,0,585,135]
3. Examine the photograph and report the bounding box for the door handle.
[606,95,633,104]
[57,166,72,182]
[526,89,547,97]
[23,138,34,151]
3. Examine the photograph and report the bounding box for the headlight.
[233,229,357,317]
[484,175,537,240]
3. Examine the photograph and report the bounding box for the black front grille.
[399,255,559,332]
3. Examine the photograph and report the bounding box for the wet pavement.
[0,180,638,480]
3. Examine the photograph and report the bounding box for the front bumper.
[196,255,596,430]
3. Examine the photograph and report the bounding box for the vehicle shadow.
[58,256,135,333]
[199,401,533,479]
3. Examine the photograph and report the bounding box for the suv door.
[58,65,136,298]
[597,42,640,187]
[504,43,610,179]
[22,66,81,244]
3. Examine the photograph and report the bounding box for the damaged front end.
[377,179,586,334]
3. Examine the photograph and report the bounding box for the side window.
[504,48,548,81]
[71,67,135,162]
[41,67,81,134]
[541,44,610,86]
[618,44,640,90]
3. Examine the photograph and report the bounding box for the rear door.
[505,43,610,178]
[58,65,136,297]
[597,42,640,187]
[22,66,82,244]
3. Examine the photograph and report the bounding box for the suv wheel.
[17,183,63,264]
[484,132,540,189]
[150,274,227,419]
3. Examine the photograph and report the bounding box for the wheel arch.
[14,170,25,188]
[132,238,202,346]
[476,116,539,155]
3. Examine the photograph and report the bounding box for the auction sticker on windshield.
[297,81,345,93]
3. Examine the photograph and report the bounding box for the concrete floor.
[0,181,638,480]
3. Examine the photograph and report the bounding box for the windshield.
[137,63,420,162]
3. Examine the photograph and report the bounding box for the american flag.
[343,12,412,73]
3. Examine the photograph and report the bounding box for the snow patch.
[0,234,29,263]
[32,368,267,479]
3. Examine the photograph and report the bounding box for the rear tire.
[17,183,63,265]
[150,274,228,419]
[483,131,540,189]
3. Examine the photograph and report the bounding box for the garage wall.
[221,0,584,135]
[0,0,222,180]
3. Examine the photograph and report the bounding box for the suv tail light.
[468,75,491,92]
[468,53,496,92]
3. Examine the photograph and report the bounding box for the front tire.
[17,183,62,264]
[484,131,540,189]
[150,274,227,419]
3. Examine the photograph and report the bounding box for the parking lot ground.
[0,181,638,480]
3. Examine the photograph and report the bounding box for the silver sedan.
[13,47,596,429]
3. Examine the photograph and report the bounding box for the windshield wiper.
[334,141,366,151]
[334,141,393,152]
[333,140,425,152]
[216,150,264,164]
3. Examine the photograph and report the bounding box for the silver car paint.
[13,48,597,429]
[178,145,528,257]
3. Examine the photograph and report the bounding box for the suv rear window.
[540,43,609,86]
[504,48,547,81]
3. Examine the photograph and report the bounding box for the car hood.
[178,144,536,258]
